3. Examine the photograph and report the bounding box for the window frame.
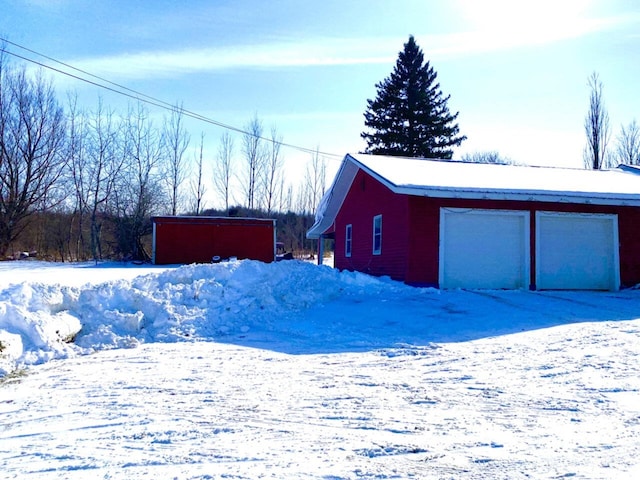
[345,224,352,258]
[372,214,382,255]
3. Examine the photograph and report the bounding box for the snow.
[348,153,640,204]
[1,259,640,478]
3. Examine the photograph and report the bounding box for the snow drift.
[3,258,640,378]
[0,260,413,375]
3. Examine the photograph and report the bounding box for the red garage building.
[152,216,276,265]
[307,154,640,290]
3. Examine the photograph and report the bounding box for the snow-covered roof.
[307,153,640,239]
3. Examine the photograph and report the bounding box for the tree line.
[0,48,326,262]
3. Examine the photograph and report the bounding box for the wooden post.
[317,236,324,265]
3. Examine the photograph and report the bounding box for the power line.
[0,37,343,160]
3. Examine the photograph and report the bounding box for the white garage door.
[439,208,530,289]
[536,212,619,290]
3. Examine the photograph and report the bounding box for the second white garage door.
[536,212,619,290]
[439,208,530,289]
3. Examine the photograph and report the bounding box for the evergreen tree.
[361,35,466,158]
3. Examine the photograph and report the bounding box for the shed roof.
[307,153,640,239]
[152,216,275,226]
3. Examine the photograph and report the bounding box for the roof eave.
[306,222,330,239]
[306,156,359,239]
[393,185,640,206]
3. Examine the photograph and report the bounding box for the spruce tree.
[361,35,466,159]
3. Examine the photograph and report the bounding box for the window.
[372,215,382,255]
[345,224,352,257]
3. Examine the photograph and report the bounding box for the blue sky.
[2,0,640,204]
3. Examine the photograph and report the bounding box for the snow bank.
[0,283,82,373]
[4,258,640,378]
[0,260,411,376]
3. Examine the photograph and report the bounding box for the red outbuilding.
[152,216,276,265]
[307,154,640,290]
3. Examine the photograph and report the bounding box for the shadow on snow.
[209,287,640,355]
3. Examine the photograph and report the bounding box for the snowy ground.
[1,260,640,479]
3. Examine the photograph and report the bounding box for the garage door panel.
[440,209,529,289]
[536,212,619,290]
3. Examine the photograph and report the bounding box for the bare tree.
[241,115,267,210]
[615,120,640,166]
[278,177,291,213]
[263,126,284,214]
[190,132,207,215]
[213,131,234,213]
[84,99,124,261]
[0,51,67,257]
[162,103,190,215]
[583,72,611,169]
[112,103,164,261]
[461,151,514,164]
[301,148,326,214]
[66,92,88,259]
[294,183,307,215]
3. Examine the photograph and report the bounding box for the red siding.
[406,197,440,286]
[334,170,410,281]
[409,197,640,288]
[153,217,275,265]
[333,168,640,288]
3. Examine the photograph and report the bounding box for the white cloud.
[67,38,398,80]
[21,0,72,8]
[64,12,632,81]
[420,15,630,59]
[454,0,595,29]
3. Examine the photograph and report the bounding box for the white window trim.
[345,224,352,258]
[372,214,382,255]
